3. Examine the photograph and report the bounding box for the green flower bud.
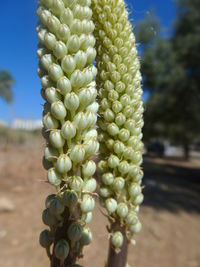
[105,198,117,214]
[47,15,60,33]
[43,112,59,129]
[112,177,125,191]
[107,123,119,136]
[118,161,130,175]
[70,70,85,88]
[81,194,95,213]
[99,186,112,198]
[57,24,70,42]
[61,121,76,139]
[45,87,61,104]
[79,227,92,246]
[116,203,128,218]
[64,92,79,112]
[68,35,81,53]
[74,112,87,130]
[133,193,144,205]
[112,101,123,114]
[86,47,96,63]
[54,239,70,261]
[51,101,67,120]
[42,208,58,226]
[113,141,125,155]
[126,211,138,225]
[108,90,119,101]
[70,145,85,163]
[53,41,67,59]
[56,154,72,173]
[48,64,63,82]
[69,176,84,191]
[118,128,130,142]
[128,183,141,198]
[41,75,54,89]
[51,0,65,16]
[49,198,64,215]
[123,105,134,118]
[123,147,135,160]
[47,167,62,186]
[75,51,87,69]
[102,172,114,185]
[82,160,96,178]
[85,110,97,127]
[128,164,139,178]
[44,32,57,50]
[114,113,126,126]
[84,138,99,155]
[108,155,120,168]
[49,130,65,148]
[132,151,142,164]
[39,229,53,248]
[78,87,96,107]
[81,211,93,224]
[86,102,99,113]
[61,55,76,74]
[129,220,142,234]
[57,76,72,95]
[111,231,123,248]
[41,54,55,70]
[45,194,56,208]
[104,109,115,122]
[60,8,74,25]
[63,190,78,208]
[67,223,83,242]
[83,178,97,193]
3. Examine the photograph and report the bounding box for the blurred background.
[0,0,199,266]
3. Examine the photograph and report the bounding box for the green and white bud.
[116,203,128,218]
[61,55,76,74]
[102,173,114,185]
[39,229,53,248]
[105,198,118,214]
[51,100,67,120]
[99,186,112,198]
[64,92,80,112]
[129,220,142,234]
[112,177,125,192]
[43,112,59,129]
[47,167,62,186]
[70,145,85,163]
[45,194,56,208]
[83,178,97,193]
[63,190,78,209]
[108,155,120,168]
[54,239,70,261]
[49,130,65,149]
[56,154,72,173]
[80,194,95,213]
[42,208,58,226]
[79,228,92,246]
[48,64,63,82]
[111,231,123,249]
[81,212,93,224]
[67,223,83,243]
[45,87,61,104]
[69,176,84,192]
[82,160,96,178]
[61,121,76,140]
[126,211,138,226]
[49,198,64,215]
[128,183,142,198]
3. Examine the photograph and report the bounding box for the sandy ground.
[0,139,200,267]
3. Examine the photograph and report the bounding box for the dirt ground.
[0,139,200,267]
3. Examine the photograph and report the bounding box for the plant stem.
[106,222,128,267]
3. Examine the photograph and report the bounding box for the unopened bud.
[54,239,70,261]
[81,194,95,213]
[39,229,53,248]
[56,154,72,173]
[111,231,123,248]
[51,101,67,120]
[79,228,92,246]
[61,121,76,139]
[82,160,96,178]
[70,145,85,163]
[105,198,117,214]
[49,130,65,149]
[69,176,84,191]
[116,203,128,218]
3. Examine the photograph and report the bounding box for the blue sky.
[0,0,176,123]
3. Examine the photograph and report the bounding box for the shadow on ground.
[142,155,200,213]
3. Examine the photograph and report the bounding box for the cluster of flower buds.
[37,0,98,263]
[92,0,144,249]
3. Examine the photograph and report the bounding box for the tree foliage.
[0,70,15,103]
[136,0,200,155]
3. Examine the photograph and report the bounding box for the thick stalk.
[106,222,128,267]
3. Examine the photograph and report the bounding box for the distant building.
[11,118,42,130]
[0,120,7,127]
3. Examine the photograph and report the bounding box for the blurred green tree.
[135,0,200,159]
[0,70,15,103]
